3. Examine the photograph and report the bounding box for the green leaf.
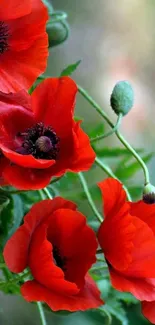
[115,153,153,180]
[104,300,128,325]
[88,123,105,139]
[0,194,24,247]
[0,193,10,214]
[95,147,143,158]
[60,60,81,76]
[114,292,138,306]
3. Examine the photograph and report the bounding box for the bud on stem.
[143,183,155,204]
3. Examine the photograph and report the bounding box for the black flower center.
[0,22,9,54]
[53,246,67,271]
[16,122,60,160]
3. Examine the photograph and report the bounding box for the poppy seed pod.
[143,183,155,204]
[110,81,134,116]
[47,22,69,47]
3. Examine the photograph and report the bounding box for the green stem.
[116,130,150,184]
[78,172,103,223]
[37,302,47,325]
[42,0,54,13]
[47,11,68,23]
[95,157,132,201]
[91,113,122,143]
[39,190,46,200]
[78,85,150,185]
[43,187,53,199]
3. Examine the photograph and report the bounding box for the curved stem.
[91,113,122,143]
[95,157,132,201]
[48,11,68,23]
[78,85,150,185]
[78,172,103,222]
[116,130,150,184]
[43,187,53,199]
[37,302,47,325]
[42,0,54,13]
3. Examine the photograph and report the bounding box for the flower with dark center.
[16,123,60,160]
[0,0,48,93]
[4,197,103,311]
[97,177,155,324]
[0,77,95,190]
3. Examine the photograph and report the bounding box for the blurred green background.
[1,0,155,324]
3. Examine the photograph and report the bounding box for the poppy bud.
[143,183,155,204]
[47,22,69,47]
[110,81,134,116]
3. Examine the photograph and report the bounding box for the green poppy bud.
[47,22,69,48]
[143,183,155,204]
[110,81,134,116]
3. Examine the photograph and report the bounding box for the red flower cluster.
[4,198,103,311]
[0,77,95,189]
[0,0,48,93]
[97,178,155,324]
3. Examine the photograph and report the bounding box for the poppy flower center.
[0,22,9,54]
[53,246,66,271]
[16,122,60,160]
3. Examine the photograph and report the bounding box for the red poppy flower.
[97,178,155,322]
[0,77,95,189]
[3,197,103,311]
[0,0,48,93]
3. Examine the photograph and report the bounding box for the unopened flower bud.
[110,81,134,116]
[143,183,155,204]
[47,22,69,48]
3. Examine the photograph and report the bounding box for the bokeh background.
[1,0,155,324]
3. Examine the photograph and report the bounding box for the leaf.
[104,300,129,325]
[0,194,24,247]
[60,60,81,76]
[114,292,138,306]
[0,192,10,214]
[115,153,154,180]
[88,123,105,139]
[95,147,143,158]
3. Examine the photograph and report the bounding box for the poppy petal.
[0,0,31,20]
[0,91,33,141]
[31,77,77,138]
[47,209,97,288]
[21,275,103,311]
[98,178,128,218]
[142,301,155,324]
[98,212,135,271]
[69,121,96,172]
[130,201,155,236]
[8,0,48,51]
[3,198,76,272]
[0,36,48,93]
[110,268,155,301]
[123,216,155,278]
[28,222,79,295]
[2,165,53,190]
[0,145,55,169]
